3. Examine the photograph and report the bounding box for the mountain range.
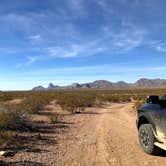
[32,78,166,91]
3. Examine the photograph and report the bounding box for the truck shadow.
[155,150,166,157]
[7,161,44,166]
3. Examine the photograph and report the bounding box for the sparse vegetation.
[0,88,165,146]
[49,114,62,124]
[0,104,24,131]
[56,93,96,113]
[0,130,14,145]
[133,100,146,111]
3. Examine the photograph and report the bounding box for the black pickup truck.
[137,95,166,155]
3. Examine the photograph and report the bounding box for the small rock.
[0,150,15,157]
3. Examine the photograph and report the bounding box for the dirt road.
[2,102,166,165]
[56,103,166,166]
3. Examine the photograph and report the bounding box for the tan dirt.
[1,102,166,165]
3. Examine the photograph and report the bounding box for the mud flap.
[152,128,165,143]
[154,142,166,151]
[152,128,166,150]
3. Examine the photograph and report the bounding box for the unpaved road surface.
[56,103,166,166]
[1,102,166,165]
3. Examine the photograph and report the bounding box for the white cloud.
[96,0,114,14]
[67,0,85,15]
[24,64,166,76]
[0,47,20,54]
[45,21,146,58]
[47,41,106,58]
[29,35,41,41]
[26,56,40,65]
[16,56,41,68]
[47,45,81,58]
[150,40,166,53]
[6,64,166,90]
[156,46,166,52]
[0,2,149,64]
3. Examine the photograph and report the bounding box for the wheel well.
[138,116,149,129]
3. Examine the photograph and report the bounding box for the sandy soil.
[1,102,166,166]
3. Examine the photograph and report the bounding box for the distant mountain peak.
[32,78,166,90]
[32,86,45,91]
[134,78,166,87]
[67,83,81,89]
[48,83,55,89]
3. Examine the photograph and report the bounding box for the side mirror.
[146,95,159,104]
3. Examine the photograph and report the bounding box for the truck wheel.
[139,124,160,155]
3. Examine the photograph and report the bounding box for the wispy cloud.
[29,35,41,41]
[47,42,105,58]
[26,56,40,65]
[96,0,114,15]
[0,1,147,62]
[47,45,83,58]
[16,56,41,68]
[149,40,166,53]
[67,0,86,15]
[24,64,166,77]
[44,20,146,59]
[0,47,20,55]
[4,64,166,90]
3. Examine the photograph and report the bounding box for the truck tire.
[139,124,161,155]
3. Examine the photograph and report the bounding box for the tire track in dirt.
[96,109,110,166]
[57,103,166,166]
[3,102,166,165]
[104,103,166,166]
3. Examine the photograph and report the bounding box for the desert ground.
[1,101,166,166]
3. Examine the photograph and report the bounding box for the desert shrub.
[0,89,164,116]
[94,98,103,107]
[56,93,96,113]
[99,94,131,103]
[133,100,145,111]
[0,93,13,102]
[49,114,62,124]
[19,93,54,114]
[20,97,45,114]
[0,131,14,145]
[132,95,147,101]
[57,95,81,113]
[0,104,26,131]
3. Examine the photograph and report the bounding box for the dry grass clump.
[99,94,132,103]
[133,100,145,111]
[49,114,63,124]
[0,104,24,146]
[0,131,14,146]
[56,93,96,114]
[0,88,165,146]
[0,105,23,131]
[0,88,165,147]
[20,96,47,114]
[17,93,54,114]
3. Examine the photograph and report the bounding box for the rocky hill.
[134,78,166,87]
[32,86,45,91]
[32,78,166,91]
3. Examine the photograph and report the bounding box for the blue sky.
[1,0,166,90]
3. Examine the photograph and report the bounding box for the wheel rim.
[140,129,150,148]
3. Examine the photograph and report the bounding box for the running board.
[154,142,166,151]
